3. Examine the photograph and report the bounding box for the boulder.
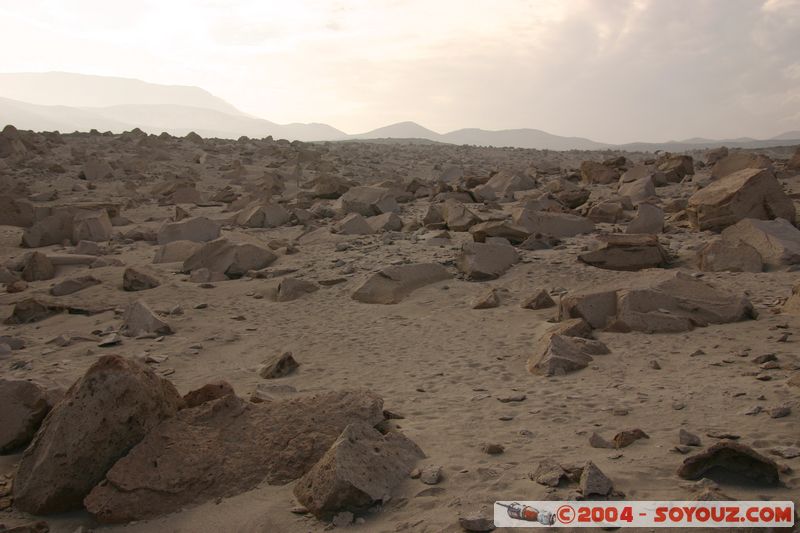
[82,156,113,180]
[618,177,656,204]
[788,146,800,171]
[469,221,530,244]
[338,186,398,216]
[0,380,52,454]
[367,212,403,232]
[4,298,68,325]
[13,355,182,514]
[560,270,754,332]
[626,203,664,234]
[121,300,173,337]
[259,352,299,378]
[528,334,609,376]
[122,267,160,291]
[711,152,772,180]
[72,210,113,243]
[705,146,729,166]
[457,242,519,280]
[580,462,614,497]
[782,282,800,314]
[84,390,384,523]
[182,238,277,278]
[656,154,694,181]
[587,201,624,223]
[352,263,451,304]
[152,240,203,263]
[235,203,291,228]
[697,239,763,272]
[512,209,594,238]
[313,175,351,199]
[580,161,619,184]
[720,218,800,270]
[520,289,556,310]
[50,275,101,296]
[293,421,423,518]
[686,168,794,231]
[22,212,74,248]
[182,380,235,408]
[337,213,374,235]
[275,278,319,302]
[677,441,780,485]
[472,288,500,309]
[483,170,536,200]
[442,199,481,231]
[21,252,55,282]
[579,234,669,271]
[156,216,221,245]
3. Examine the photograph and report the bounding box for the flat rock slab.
[677,440,780,485]
[352,263,451,304]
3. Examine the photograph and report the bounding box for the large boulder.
[182,238,277,278]
[21,252,55,282]
[338,186,398,216]
[442,199,481,231]
[156,216,221,245]
[686,168,794,231]
[469,220,530,244]
[483,170,536,200]
[121,300,173,336]
[626,203,664,234]
[578,234,669,271]
[152,240,203,263]
[457,242,519,280]
[235,203,291,228]
[711,152,772,180]
[618,177,656,204]
[697,239,763,273]
[0,380,52,454]
[84,390,384,523]
[352,263,451,304]
[580,161,619,185]
[22,212,74,248]
[720,218,800,270]
[293,421,424,518]
[512,209,595,238]
[13,355,182,514]
[72,210,113,243]
[656,154,694,181]
[560,270,754,333]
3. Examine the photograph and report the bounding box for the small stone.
[458,516,495,532]
[472,288,500,310]
[770,446,800,459]
[520,289,556,310]
[97,333,122,347]
[258,351,299,379]
[579,461,613,497]
[613,428,649,449]
[496,393,526,403]
[419,465,443,485]
[482,443,504,455]
[679,429,701,447]
[753,353,777,364]
[768,406,791,418]
[649,360,661,370]
[589,432,614,449]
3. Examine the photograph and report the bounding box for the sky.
[1,0,799,143]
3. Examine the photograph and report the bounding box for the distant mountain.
[1,72,799,151]
[771,130,800,141]
[349,121,442,140]
[0,97,348,142]
[441,128,609,151]
[0,72,244,116]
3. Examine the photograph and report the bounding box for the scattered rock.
[21,252,55,282]
[182,380,235,408]
[613,428,649,448]
[13,355,182,514]
[259,352,299,379]
[520,289,555,310]
[679,429,702,447]
[472,288,500,309]
[579,461,614,497]
[122,267,160,291]
[457,242,519,280]
[720,217,800,270]
[579,234,670,271]
[157,216,221,244]
[0,379,52,454]
[677,440,780,485]
[121,300,173,337]
[352,263,451,304]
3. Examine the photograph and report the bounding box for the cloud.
[0,0,798,142]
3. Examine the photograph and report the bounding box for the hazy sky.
[1,0,799,143]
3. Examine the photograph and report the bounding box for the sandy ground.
[0,133,798,532]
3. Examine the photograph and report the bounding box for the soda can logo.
[494,501,796,528]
